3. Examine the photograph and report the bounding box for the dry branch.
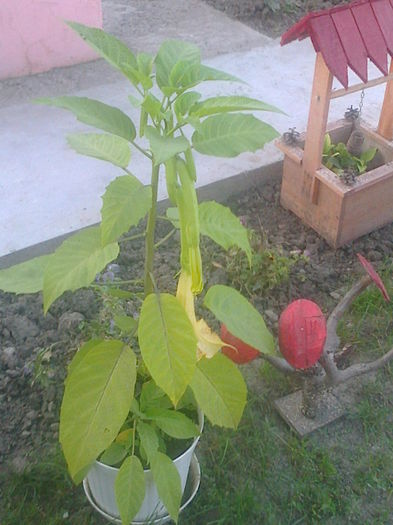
[336,347,393,383]
[319,275,372,384]
[264,273,392,403]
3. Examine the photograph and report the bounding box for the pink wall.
[0,0,103,80]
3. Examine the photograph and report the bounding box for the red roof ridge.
[281,0,393,88]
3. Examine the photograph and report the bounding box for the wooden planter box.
[277,119,393,248]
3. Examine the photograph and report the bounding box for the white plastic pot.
[84,454,201,525]
[85,410,203,523]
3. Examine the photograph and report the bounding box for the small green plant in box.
[0,21,282,524]
[322,133,377,182]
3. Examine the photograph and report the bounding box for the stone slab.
[274,390,345,437]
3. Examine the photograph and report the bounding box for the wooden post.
[303,53,333,204]
[377,58,393,141]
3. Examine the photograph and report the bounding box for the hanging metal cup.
[346,130,364,157]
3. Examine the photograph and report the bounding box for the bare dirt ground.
[203,0,347,37]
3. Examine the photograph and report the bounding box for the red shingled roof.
[281,0,393,88]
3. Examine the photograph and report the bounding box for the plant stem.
[167,122,185,136]
[157,215,172,222]
[93,279,143,286]
[162,95,170,112]
[134,85,144,97]
[144,164,160,296]
[119,232,145,243]
[131,141,152,160]
[132,419,136,456]
[154,228,176,249]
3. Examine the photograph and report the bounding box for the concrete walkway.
[0,0,387,263]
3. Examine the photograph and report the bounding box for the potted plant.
[0,22,282,524]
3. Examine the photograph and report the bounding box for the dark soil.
[203,0,348,38]
[1,178,392,477]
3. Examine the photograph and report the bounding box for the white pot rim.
[94,408,204,474]
[83,453,201,525]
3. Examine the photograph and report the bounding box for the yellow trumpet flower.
[175,158,203,295]
[176,271,224,360]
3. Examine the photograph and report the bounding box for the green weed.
[225,232,302,298]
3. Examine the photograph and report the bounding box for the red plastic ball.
[278,299,326,369]
[220,324,260,364]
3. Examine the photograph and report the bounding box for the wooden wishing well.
[276,0,393,248]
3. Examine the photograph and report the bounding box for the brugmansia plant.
[0,22,281,524]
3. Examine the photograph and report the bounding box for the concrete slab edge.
[0,160,283,269]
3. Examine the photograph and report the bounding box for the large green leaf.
[67,133,131,168]
[165,207,180,228]
[198,201,252,264]
[145,127,189,166]
[66,339,103,381]
[138,293,197,405]
[169,60,201,91]
[192,114,279,157]
[101,175,152,245]
[154,40,200,93]
[204,285,275,355]
[142,93,164,120]
[43,227,119,313]
[198,65,244,84]
[121,63,153,91]
[174,92,201,119]
[140,381,169,412]
[190,95,283,118]
[137,52,154,78]
[144,408,199,439]
[60,340,136,482]
[100,442,128,466]
[0,254,50,294]
[114,315,138,336]
[35,96,136,141]
[190,353,246,428]
[137,421,159,461]
[115,455,145,525]
[150,452,182,523]
[140,381,172,412]
[168,64,243,94]
[165,203,252,264]
[66,21,139,82]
